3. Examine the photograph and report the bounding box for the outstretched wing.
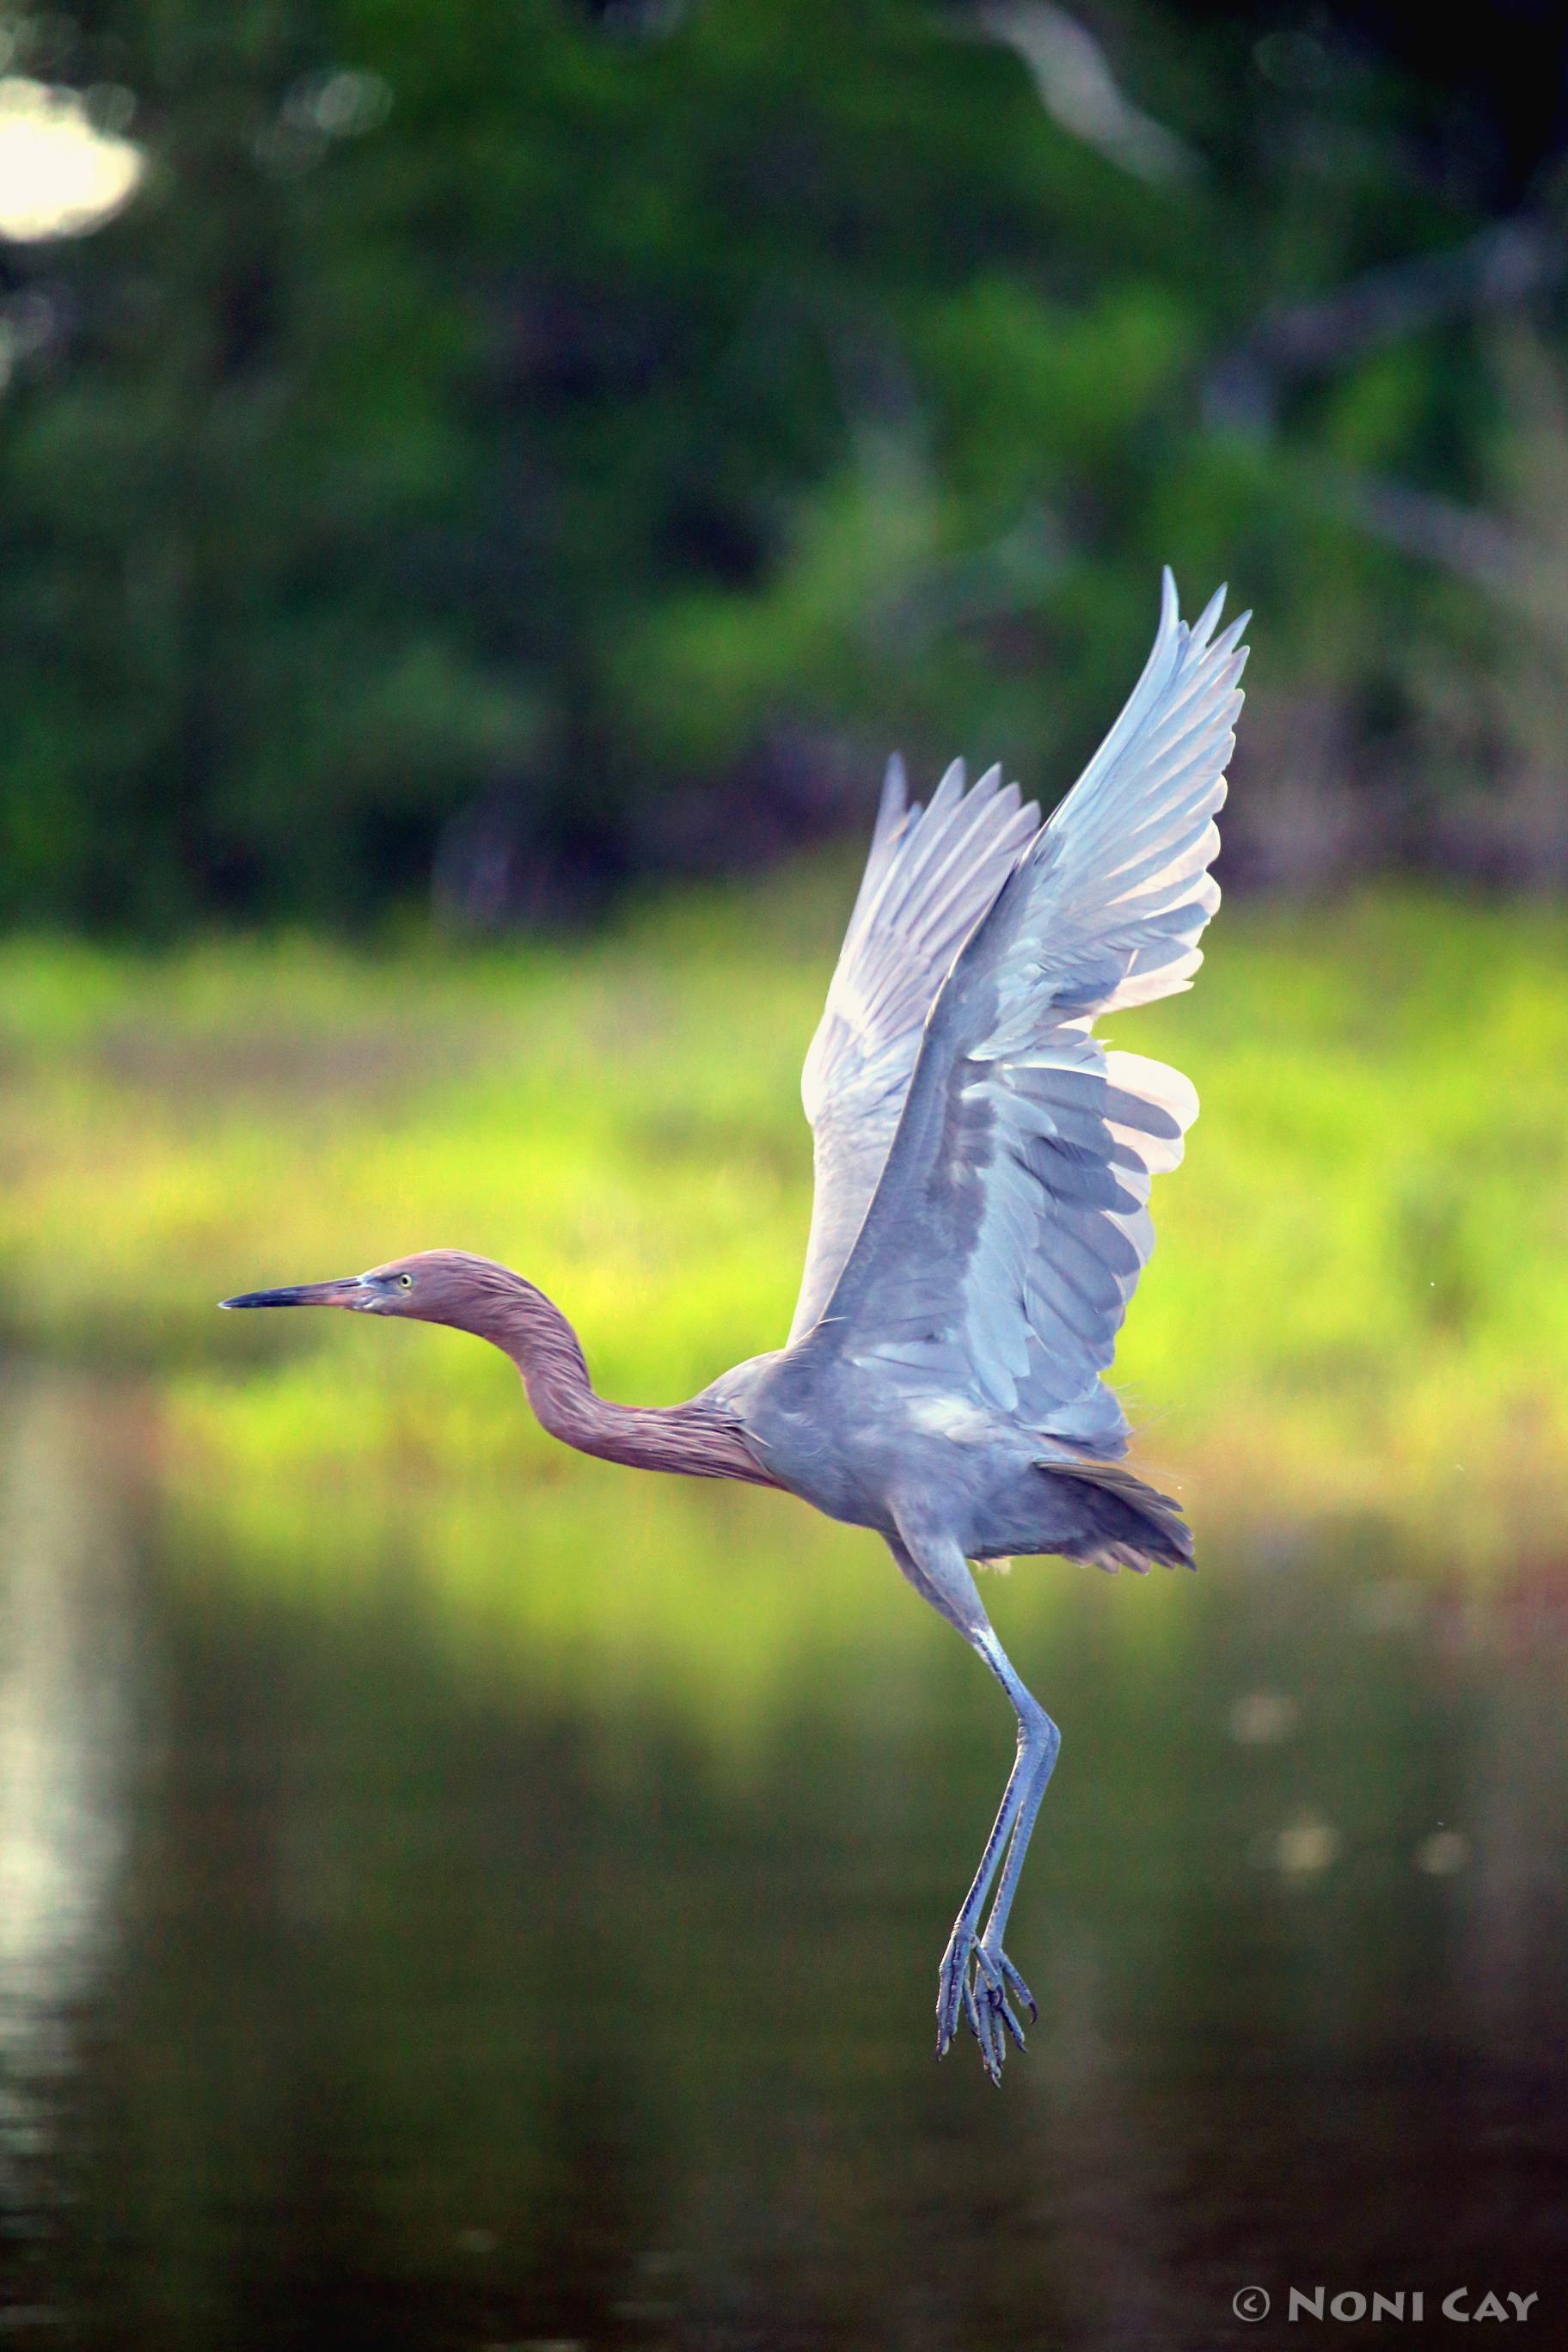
[817,572,1247,1456]
[789,756,1040,1342]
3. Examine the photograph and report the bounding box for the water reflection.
[0,1377,135,2184]
[2,1371,1566,2346]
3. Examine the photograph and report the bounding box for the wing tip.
[932,757,967,811]
[1161,567,1247,665]
[879,751,910,825]
[1191,581,1228,650]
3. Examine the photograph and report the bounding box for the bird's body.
[224,571,1247,2083]
[706,1341,1183,1573]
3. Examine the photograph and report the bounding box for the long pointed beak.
[220,1277,366,1310]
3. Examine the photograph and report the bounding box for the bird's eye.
[398,1272,413,1290]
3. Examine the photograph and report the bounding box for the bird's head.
[221,1249,524,1331]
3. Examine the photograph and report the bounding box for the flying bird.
[224,570,1247,2083]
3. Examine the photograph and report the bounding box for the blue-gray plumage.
[223,570,1247,2085]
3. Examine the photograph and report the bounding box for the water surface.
[2,1371,1565,2349]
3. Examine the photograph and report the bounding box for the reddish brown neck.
[442,1272,775,1488]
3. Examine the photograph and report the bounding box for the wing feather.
[817,572,1246,1451]
[788,755,1040,1341]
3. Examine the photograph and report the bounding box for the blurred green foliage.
[1,0,1553,928]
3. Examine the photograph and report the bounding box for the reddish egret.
[224,570,1246,2083]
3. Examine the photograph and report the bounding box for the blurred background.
[1,3,1567,2345]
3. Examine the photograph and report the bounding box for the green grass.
[2,876,1565,1659]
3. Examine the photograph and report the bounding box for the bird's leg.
[974,1632,1060,1992]
[951,1621,1058,2077]
[889,1527,1058,2085]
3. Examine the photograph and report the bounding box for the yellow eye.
[398,1272,413,1290]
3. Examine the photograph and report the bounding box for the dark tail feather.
[1044,1458,1194,1576]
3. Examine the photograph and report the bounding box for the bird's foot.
[935,1929,1037,2084]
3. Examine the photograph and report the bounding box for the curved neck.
[444,1271,775,1487]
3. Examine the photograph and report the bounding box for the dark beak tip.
[218,1278,363,1311]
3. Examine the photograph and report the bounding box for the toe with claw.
[936,1930,1037,2083]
